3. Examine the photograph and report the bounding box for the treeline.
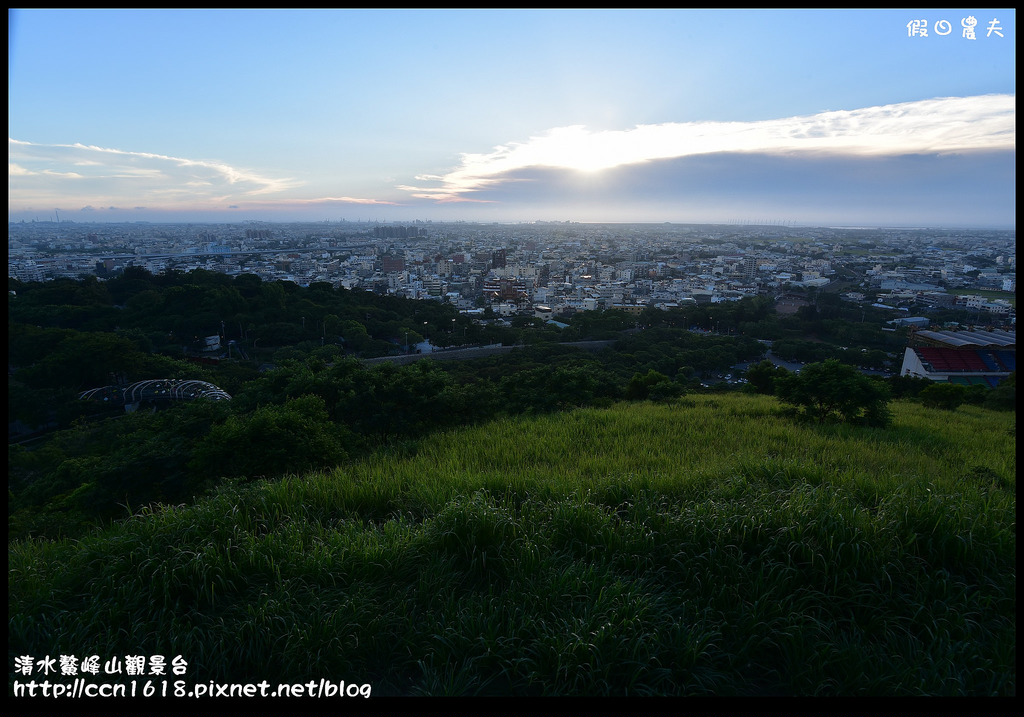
[9,268,894,434]
[7,267,904,362]
[8,267,484,357]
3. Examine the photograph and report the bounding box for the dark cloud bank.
[457,150,1015,227]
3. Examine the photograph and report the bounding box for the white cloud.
[8,138,303,208]
[8,139,404,213]
[243,196,402,208]
[405,94,1015,201]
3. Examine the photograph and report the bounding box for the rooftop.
[910,328,1015,349]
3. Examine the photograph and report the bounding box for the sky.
[7,9,1016,228]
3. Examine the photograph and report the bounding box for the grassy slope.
[8,394,1016,696]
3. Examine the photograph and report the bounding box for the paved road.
[363,340,617,365]
[732,347,893,377]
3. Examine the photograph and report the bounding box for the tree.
[626,369,682,401]
[743,360,789,395]
[919,382,969,411]
[983,372,1015,412]
[500,362,619,414]
[886,374,934,399]
[189,395,352,481]
[647,377,685,402]
[774,359,892,427]
[15,330,203,392]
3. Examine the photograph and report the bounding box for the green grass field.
[8,394,1016,696]
[945,288,1015,307]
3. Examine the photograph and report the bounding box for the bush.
[626,370,676,401]
[189,395,352,481]
[919,382,969,411]
[743,359,789,395]
[775,359,892,427]
[983,372,1015,412]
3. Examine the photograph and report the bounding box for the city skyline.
[8,9,1016,228]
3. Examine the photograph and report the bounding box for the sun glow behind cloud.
[401,95,1015,202]
[8,94,1014,223]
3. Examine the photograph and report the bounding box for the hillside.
[8,394,1016,698]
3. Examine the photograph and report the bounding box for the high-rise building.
[743,255,758,280]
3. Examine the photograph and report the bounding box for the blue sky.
[8,9,1016,227]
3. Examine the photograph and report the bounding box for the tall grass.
[9,394,1015,696]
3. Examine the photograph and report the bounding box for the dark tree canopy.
[743,359,789,395]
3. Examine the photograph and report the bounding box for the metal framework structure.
[79,379,232,405]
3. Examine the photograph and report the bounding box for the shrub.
[189,395,352,481]
[625,369,679,401]
[774,359,892,427]
[743,359,789,395]
[983,372,1015,412]
[919,382,969,411]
